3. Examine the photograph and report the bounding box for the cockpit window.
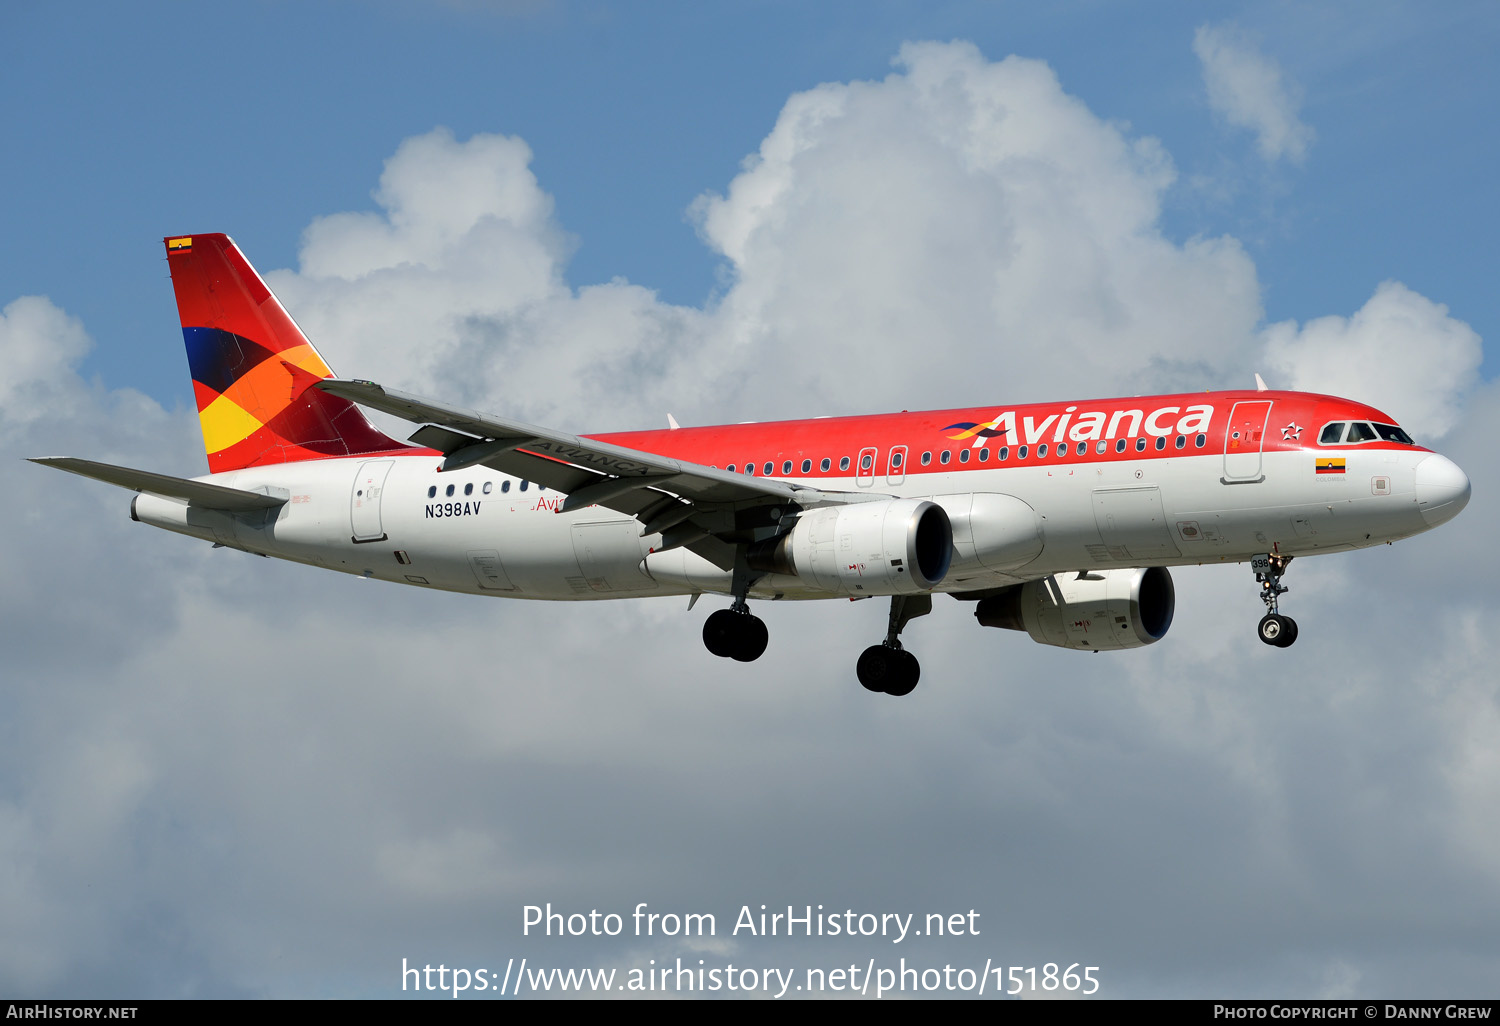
[1319,423,1346,445]
[1374,423,1416,445]
[1347,422,1378,443]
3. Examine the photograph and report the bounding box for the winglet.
[1254,373,1269,392]
[667,413,681,430]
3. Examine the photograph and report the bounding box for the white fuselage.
[130,443,1446,602]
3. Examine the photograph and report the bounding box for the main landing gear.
[1252,553,1298,648]
[703,602,769,662]
[703,552,769,662]
[856,595,931,697]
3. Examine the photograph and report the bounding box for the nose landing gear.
[1253,553,1298,648]
[856,594,931,696]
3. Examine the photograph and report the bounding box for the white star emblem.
[1281,422,1302,441]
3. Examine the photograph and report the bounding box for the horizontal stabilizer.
[28,457,287,511]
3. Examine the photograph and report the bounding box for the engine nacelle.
[928,492,1044,573]
[974,566,1175,651]
[748,498,952,596]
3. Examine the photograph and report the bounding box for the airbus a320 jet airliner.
[33,235,1472,696]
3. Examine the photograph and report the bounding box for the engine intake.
[974,566,1175,651]
[748,498,952,595]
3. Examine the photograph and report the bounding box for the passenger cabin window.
[891,452,903,468]
[1136,437,1147,452]
[764,462,774,476]
[1320,423,1347,444]
[519,480,529,491]
[782,460,793,475]
[1032,445,1043,459]
[727,464,736,473]
[801,459,812,474]
[483,481,493,494]
[1115,439,1126,453]
[821,458,831,472]
[1347,422,1378,443]
[999,446,1009,460]
[445,484,455,497]
[1155,437,1166,450]
[1175,435,1185,449]
[1096,440,1107,455]
[1374,424,1416,445]
[501,480,511,493]
[427,485,437,498]
[745,464,755,475]
[860,454,873,471]
[840,457,850,471]
[979,448,991,461]
[959,449,970,464]
[1018,445,1028,459]
[464,483,474,495]
[940,450,951,465]
[1195,434,1206,448]
[920,451,931,466]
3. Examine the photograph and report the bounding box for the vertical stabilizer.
[165,233,412,472]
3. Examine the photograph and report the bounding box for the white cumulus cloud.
[1194,23,1315,163]
[1261,281,1481,438]
[5,40,1496,997]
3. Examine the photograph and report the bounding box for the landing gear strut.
[857,595,931,696]
[1252,553,1298,648]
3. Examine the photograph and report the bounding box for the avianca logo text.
[946,404,1215,447]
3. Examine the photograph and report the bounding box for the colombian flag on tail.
[164,234,414,473]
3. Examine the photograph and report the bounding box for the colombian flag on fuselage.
[1316,457,1346,475]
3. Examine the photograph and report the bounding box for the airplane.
[31,234,1472,696]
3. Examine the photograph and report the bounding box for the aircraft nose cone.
[1415,454,1471,527]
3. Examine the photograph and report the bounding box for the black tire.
[885,650,921,697]
[1275,616,1299,648]
[703,609,740,658]
[731,615,769,662]
[856,645,893,692]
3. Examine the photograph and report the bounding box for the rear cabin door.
[350,460,394,542]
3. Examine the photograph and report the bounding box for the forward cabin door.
[1223,401,1272,482]
[350,460,394,542]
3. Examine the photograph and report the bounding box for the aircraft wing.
[28,457,288,511]
[317,378,883,569]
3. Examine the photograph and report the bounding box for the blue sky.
[3,0,1499,1000]
[2,2,1495,400]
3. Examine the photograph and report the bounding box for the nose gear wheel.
[1252,553,1298,648]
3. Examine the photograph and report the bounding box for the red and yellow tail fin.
[165,233,413,472]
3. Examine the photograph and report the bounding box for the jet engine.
[974,566,1175,651]
[748,498,952,596]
